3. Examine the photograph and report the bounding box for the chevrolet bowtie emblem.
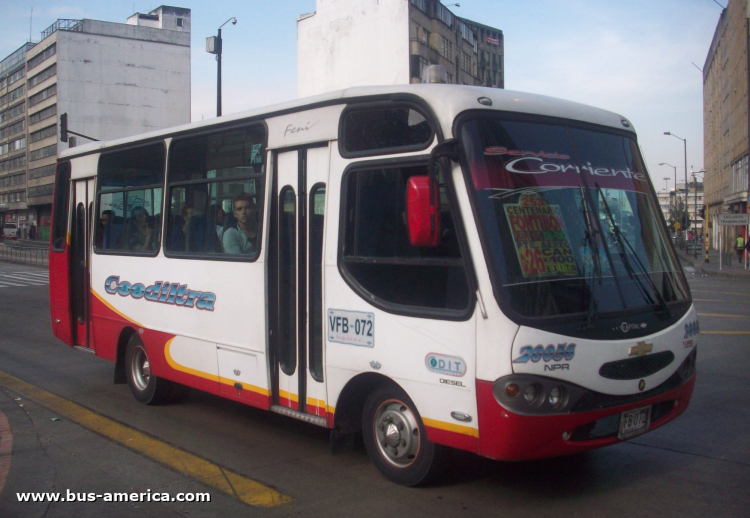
[628,341,653,357]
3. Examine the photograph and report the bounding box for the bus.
[49,84,698,486]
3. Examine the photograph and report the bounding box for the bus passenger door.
[271,146,329,419]
[72,178,95,349]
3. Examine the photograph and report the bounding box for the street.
[0,262,748,517]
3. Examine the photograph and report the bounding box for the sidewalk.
[674,245,750,279]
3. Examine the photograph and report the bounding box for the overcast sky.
[1,0,723,192]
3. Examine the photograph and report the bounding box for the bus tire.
[125,334,174,405]
[362,384,444,486]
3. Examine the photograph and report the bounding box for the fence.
[0,239,49,266]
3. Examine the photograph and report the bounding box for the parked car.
[2,224,18,240]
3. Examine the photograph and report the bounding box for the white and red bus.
[49,84,698,486]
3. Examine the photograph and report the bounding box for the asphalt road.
[0,262,748,517]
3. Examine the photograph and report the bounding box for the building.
[656,181,705,235]
[297,0,504,98]
[458,17,504,89]
[703,0,748,251]
[0,6,191,241]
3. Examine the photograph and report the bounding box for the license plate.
[618,405,652,440]
[327,309,374,348]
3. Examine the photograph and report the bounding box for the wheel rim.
[130,345,151,392]
[373,399,421,468]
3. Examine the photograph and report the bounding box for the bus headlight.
[492,375,587,415]
[548,386,565,407]
[524,383,541,405]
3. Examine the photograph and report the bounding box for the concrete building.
[297,0,504,98]
[703,0,748,251]
[0,6,191,241]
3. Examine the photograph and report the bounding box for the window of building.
[439,36,453,61]
[0,85,25,107]
[0,102,25,123]
[0,119,25,139]
[29,164,55,179]
[28,64,56,89]
[0,173,25,187]
[732,155,748,194]
[27,43,56,71]
[27,184,52,198]
[0,154,25,172]
[0,137,26,156]
[340,105,434,157]
[29,143,55,161]
[7,67,25,86]
[177,18,184,27]
[30,124,57,144]
[29,84,56,107]
[29,104,56,125]
[166,125,266,259]
[340,162,470,316]
[96,143,165,254]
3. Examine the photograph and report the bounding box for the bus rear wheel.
[362,384,444,486]
[125,334,186,404]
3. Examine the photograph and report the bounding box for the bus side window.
[51,162,71,251]
[340,164,470,314]
[95,144,164,255]
[165,125,266,259]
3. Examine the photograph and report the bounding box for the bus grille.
[599,351,675,380]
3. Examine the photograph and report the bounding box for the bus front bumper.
[475,373,696,461]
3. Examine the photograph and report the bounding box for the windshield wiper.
[578,185,601,330]
[594,183,671,318]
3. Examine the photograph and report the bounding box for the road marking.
[0,269,49,288]
[697,313,747,318]
[0,371,292,508]
[692,290,750,298]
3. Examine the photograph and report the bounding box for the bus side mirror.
[407,176,440,247]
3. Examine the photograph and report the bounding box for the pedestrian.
[28,224,36,241]
[736,234,746,261]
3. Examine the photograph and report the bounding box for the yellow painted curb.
[0,371,292,508]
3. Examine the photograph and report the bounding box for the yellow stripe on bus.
[306,397,335,415]
[91,289,145,328]
[0,371,292,508]
[422,417,479,438]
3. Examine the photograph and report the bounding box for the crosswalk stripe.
[0,274,48,282]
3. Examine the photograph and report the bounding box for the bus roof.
[59,84,635,159]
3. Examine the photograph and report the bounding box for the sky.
[0,0,724,193]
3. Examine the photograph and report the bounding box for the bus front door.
[72,178,95,349]
[272,146,329,420]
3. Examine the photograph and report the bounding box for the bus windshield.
[460,114,689,321]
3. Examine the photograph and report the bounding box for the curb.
[0,407,11,497]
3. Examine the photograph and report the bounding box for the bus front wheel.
[362,384,444,486]
[125,334,183,405]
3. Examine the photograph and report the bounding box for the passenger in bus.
[169,205,194,251]
[128,207,154,251]
[209,204,226,241]
[223,193,258,255]
[97,210,112,248]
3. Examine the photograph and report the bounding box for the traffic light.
[59,113,68,143]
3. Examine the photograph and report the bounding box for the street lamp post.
[664,133,689,236]
[663,177,670,219]
[206,17,237,117]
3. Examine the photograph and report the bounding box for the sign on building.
[717,213,750,226]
